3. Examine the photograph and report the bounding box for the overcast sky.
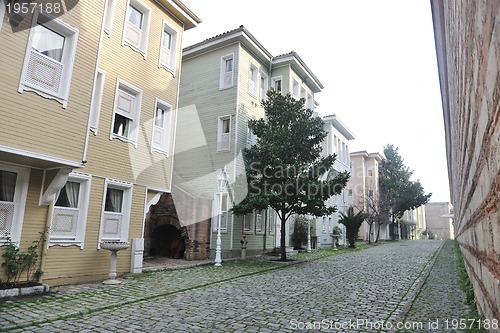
[181,0,451,203]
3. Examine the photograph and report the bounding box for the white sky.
[181,0,451,203]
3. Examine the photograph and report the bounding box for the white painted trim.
[103,0,117,37]
[98,179,134,248]
[122,0,151,59]
[151,97,173,156]
[89,69,106,135]
[110,78,143,147]
[0,0,6,32]
[0,145,84,168]
[0,163,31,245]
[18,10,79,109]
[158,18,178,75]
[48,172,92,249]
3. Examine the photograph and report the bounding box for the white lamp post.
[214,167,228,267]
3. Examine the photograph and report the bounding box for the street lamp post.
[214,167,228,267]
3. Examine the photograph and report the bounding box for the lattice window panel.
[126,24,142,49]
[25,50,63,94]
[0,202,14,239]
[160,47,172,69]
[51,207,78,239]
[102,212,123,239]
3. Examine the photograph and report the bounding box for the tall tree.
[379,144,432,239]
[232,90,349,260]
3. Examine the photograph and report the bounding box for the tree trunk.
[368,222,372,244]
[375,222,380,243]
[280,218,287,261]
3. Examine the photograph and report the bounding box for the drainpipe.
[38,201,54,283]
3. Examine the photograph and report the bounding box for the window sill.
[159,63,176,76]
[110,134,138,147]
[49,241,84,249]
[123,40,147,60]
[19,84,67,108]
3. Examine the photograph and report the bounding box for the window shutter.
[25,50,63,95]
[126,23,142,49]
[160,46,172,69]
[0,202,15,238]
[102,212,123,240]
[152,124,166,152]
[224,71,232,87]
[116,90,135,118]
[51,207,79,239]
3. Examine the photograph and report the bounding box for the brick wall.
[431,0,500,324]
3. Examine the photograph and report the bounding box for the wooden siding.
[84,0,185,190]
[0,2,103,163]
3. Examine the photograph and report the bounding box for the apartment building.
[347,151,388,242]
[315,114,355,247]
[175,25,323,259]
[0,0,200,286]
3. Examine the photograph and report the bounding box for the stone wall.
[431,0,500,324]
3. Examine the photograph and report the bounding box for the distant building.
[316,114,355,247]
[425,202,454,240]
[348,151,388,242]
[177,26,324,259]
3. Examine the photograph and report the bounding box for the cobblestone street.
[0,240,478,333]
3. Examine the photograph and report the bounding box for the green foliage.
[453,241,486,333]
[291,216,315,249]
[232,90,349,260]
[339,206,368,248]
[379,144,431,238]
[1,229,47,285]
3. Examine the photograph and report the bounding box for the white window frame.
[49,172,91,249]
[306,93,313,110]
[243,213,253,234]
[248,62,258,97]
[255,210,265,234]
[158,19,178,73]
[18,11,79,108]
[260,71,269,101]
[219,53,234,89]
[98,179,133,246]
[122,0,151,58]
[151,98,173,155]
[212,192,228,233]
[0,0,6,32]
[271,76,282,93]
[103,0,117,36]
[268,209,276,235]
[217,115,231,152]
[292,79,299,100]
[0,163,30,245]
[110,79,143,147]
[89,69,106,134]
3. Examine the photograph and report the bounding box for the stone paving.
[0,240,478,333]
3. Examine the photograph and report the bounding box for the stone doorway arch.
[144,193,188,259]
